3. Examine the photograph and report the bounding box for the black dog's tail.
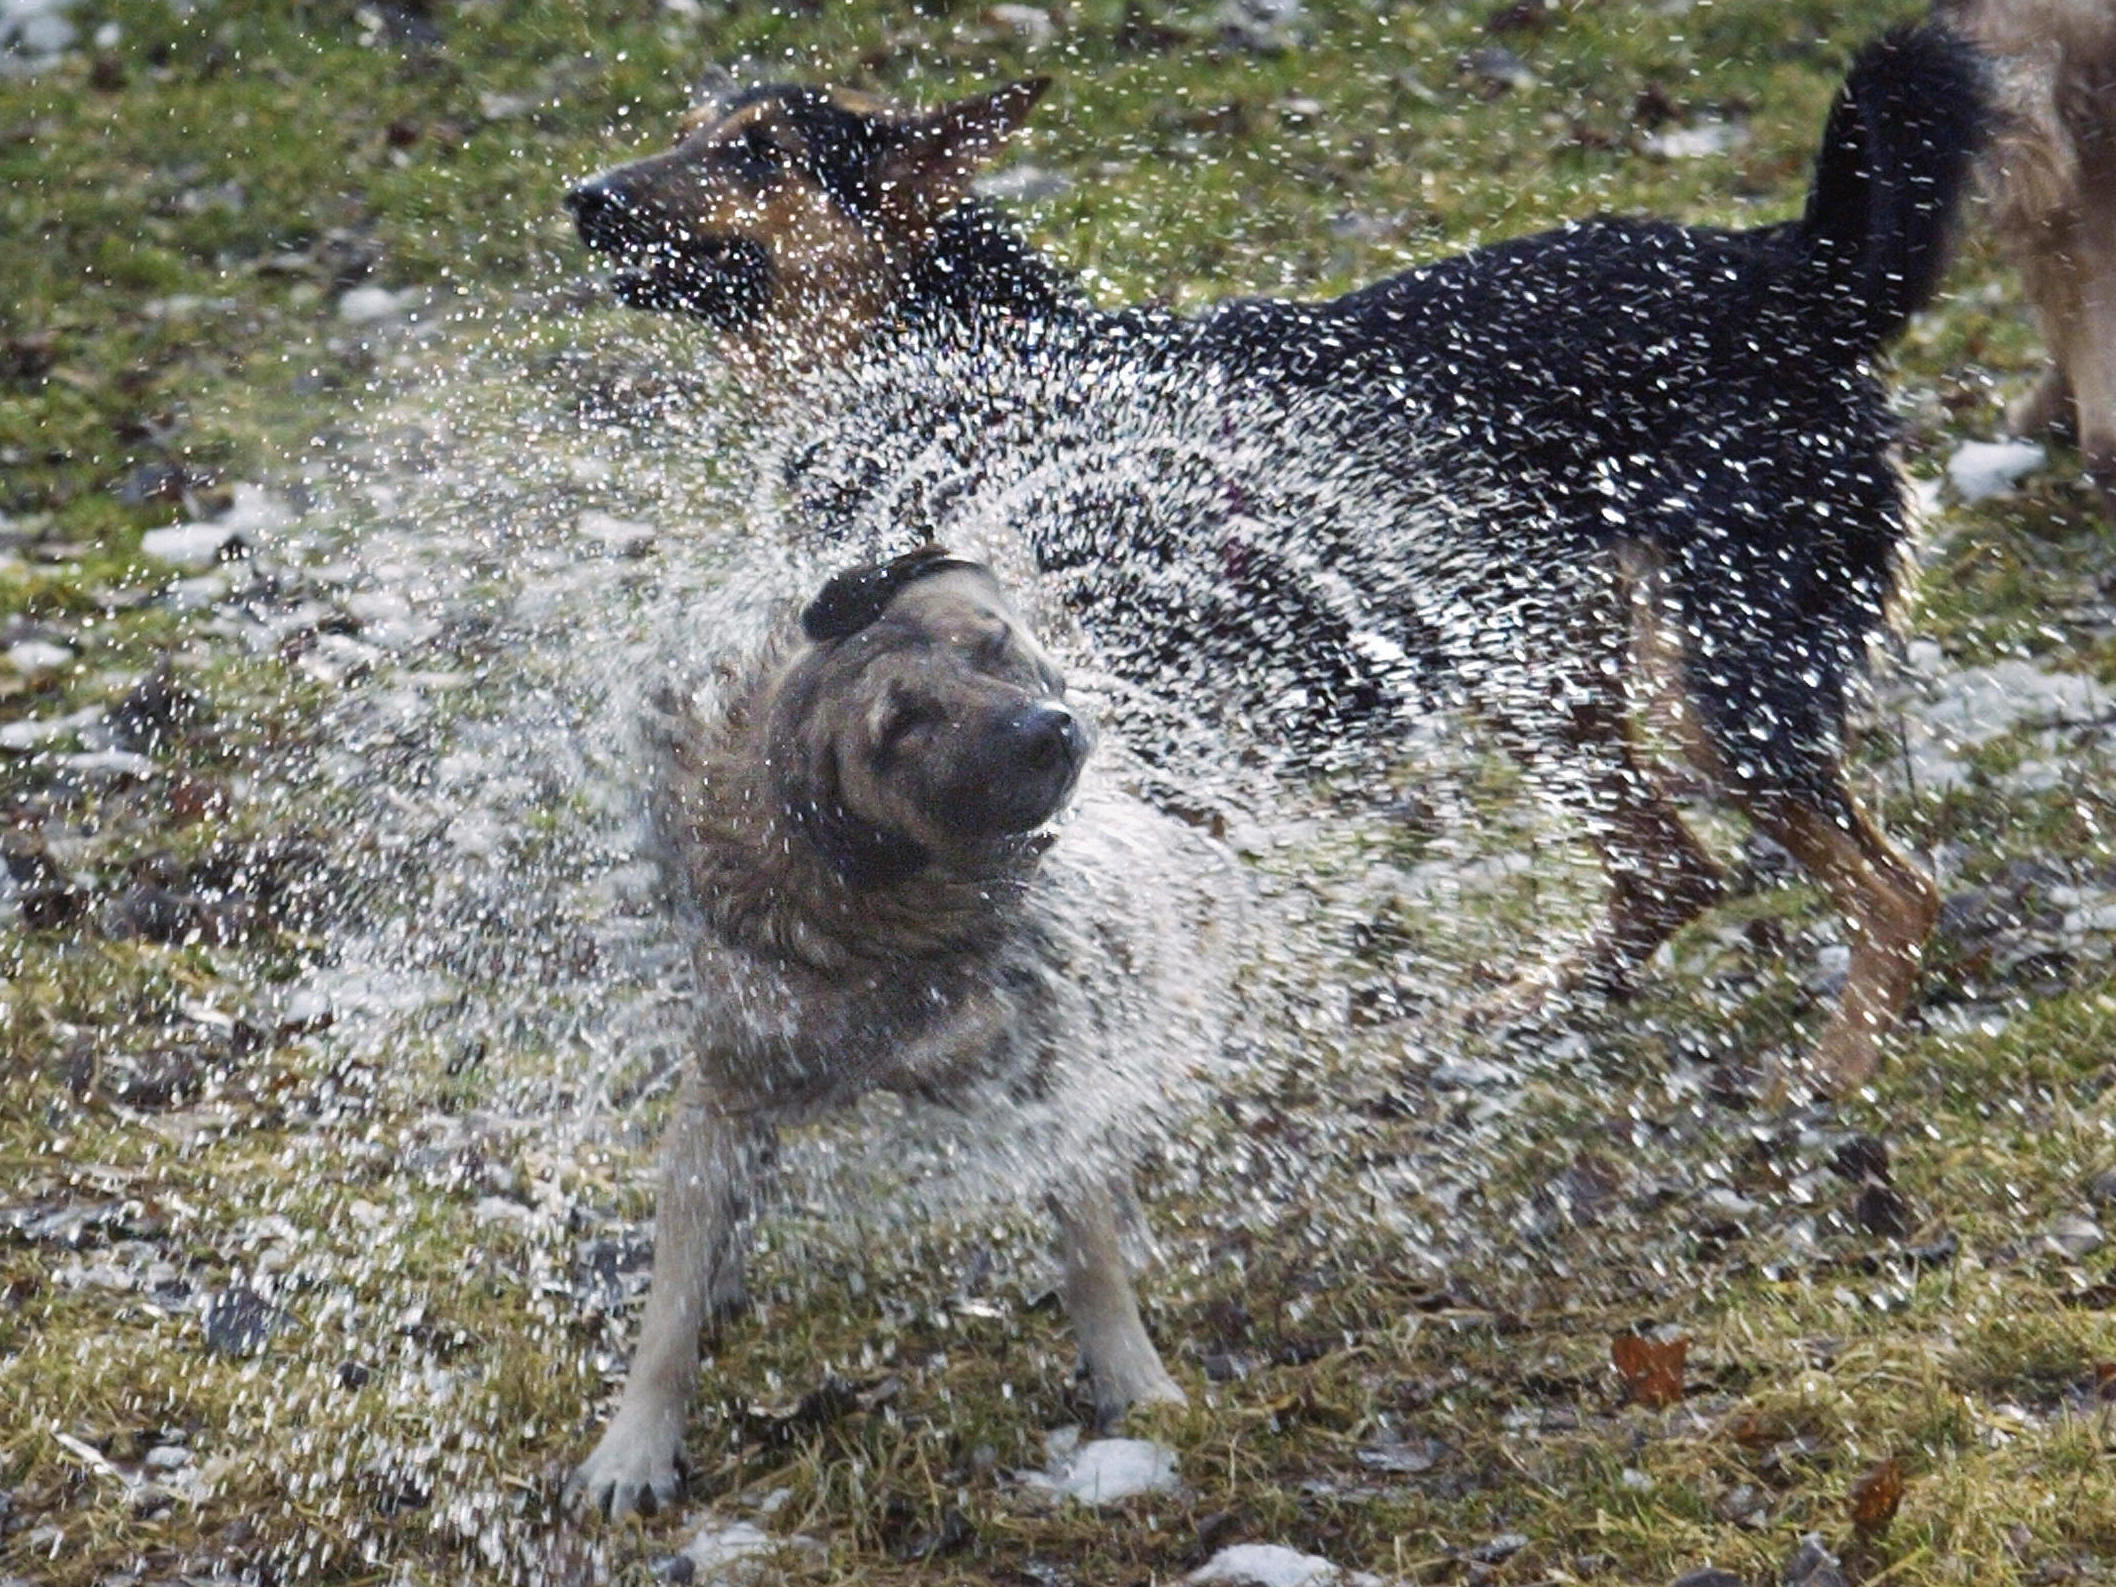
[1795,25,1987,353]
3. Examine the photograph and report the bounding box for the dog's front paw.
[1091,1357,1186,1431]
[565,1419,686,1522]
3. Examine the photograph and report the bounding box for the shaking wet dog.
[568,549,1239,1521]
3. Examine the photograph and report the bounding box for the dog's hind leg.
[567,1074,767,1521]
[2065,228,2116,515]
[1575,700,1728,994]
[1050,1170,1184,1429]
[1733,781,1938,1093]
[1470,683,1724,1024]
[2006,363,2074,443]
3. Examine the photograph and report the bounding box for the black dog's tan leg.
[1471,689,1723,1023]
[1736,785,1938,1093]
[1578,733,1727,993]
[1050,1172,1182,1428]
[568,1075,762,1520]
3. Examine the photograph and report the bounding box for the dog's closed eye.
[733,124,785,184]
[870,693,945,760]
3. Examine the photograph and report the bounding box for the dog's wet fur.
[1943,0,2116,516]
[566,551,1192,1521]
[571,33,1987,1090]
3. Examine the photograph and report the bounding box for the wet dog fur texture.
[1942,0,2116,515]
[565,550,1208,1521]
[569,33,1986,1091]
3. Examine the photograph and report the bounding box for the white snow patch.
[215,482,297,547]
[1,0,77,65]
[1033,1434,1180,1505]
[1946,438,2045,503]
[141,487,290,567]
[141,522,243,570]
[1645,119,1746,159]
[1917,656,2107,746]
[0,705,100,751]
[665,1520,823,1584]
[1190,1543,1348,1586]
[975,163,1074,203]
[3,639,72,674]
[338,285,421,324]
[578,510,657,557]
[55,749,159,780]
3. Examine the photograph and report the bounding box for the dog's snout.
[998,706,1083,782]
[567,177,638,248]
[1014,704,1087,774]
[565,179,609,219]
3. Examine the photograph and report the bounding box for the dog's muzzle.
[566,179,774,332]
[945,703,1092,837]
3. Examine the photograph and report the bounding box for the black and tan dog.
[569,35,1986,1091]
[566,549,1234,1521]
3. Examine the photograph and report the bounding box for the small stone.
[1645,120,1744,158]
[2049,1214,2104,1259]
[1830,1135,1891,1185]
[1461,45,1534,93]
[1356,1435,1443,1474]
[1783,1532,1843,1586]
[2088,1168,2116,1209]
[1853,1183,1912,1238]
[578,510,656,558]
[1670,1572,1745,1587]
[1713,1482,1768,1526]
[203,1286,282,1356]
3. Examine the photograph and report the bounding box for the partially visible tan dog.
[566,548,1238,1522]
[1944,0,2116,515]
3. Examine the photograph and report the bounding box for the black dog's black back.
[781,27,1985,805]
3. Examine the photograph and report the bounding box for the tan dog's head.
[567,74,1047,367]
[768,549,1089,888]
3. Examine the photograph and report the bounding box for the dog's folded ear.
[801,546,983,642]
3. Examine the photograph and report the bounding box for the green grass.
[6,2,2116,1584]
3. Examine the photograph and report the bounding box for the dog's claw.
[565,1431,686,1523]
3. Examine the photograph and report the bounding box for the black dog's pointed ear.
[871,77,1051,217]
[801,546,982,643]
[677,63,745,134]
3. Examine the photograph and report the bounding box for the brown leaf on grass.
[1611,1332,1688,1408]
[1848,1457,1905,1535]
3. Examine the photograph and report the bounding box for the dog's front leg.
[568,1075,761,1521]
[1050,1170,1185,1429]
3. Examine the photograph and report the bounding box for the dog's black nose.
[566,179,633,248]
[1012,704,1088,774]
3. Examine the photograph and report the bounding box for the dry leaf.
[1849,1456,1905,1535]
[1612,1332,1688,1408]
[1723,1407,1775,1448]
